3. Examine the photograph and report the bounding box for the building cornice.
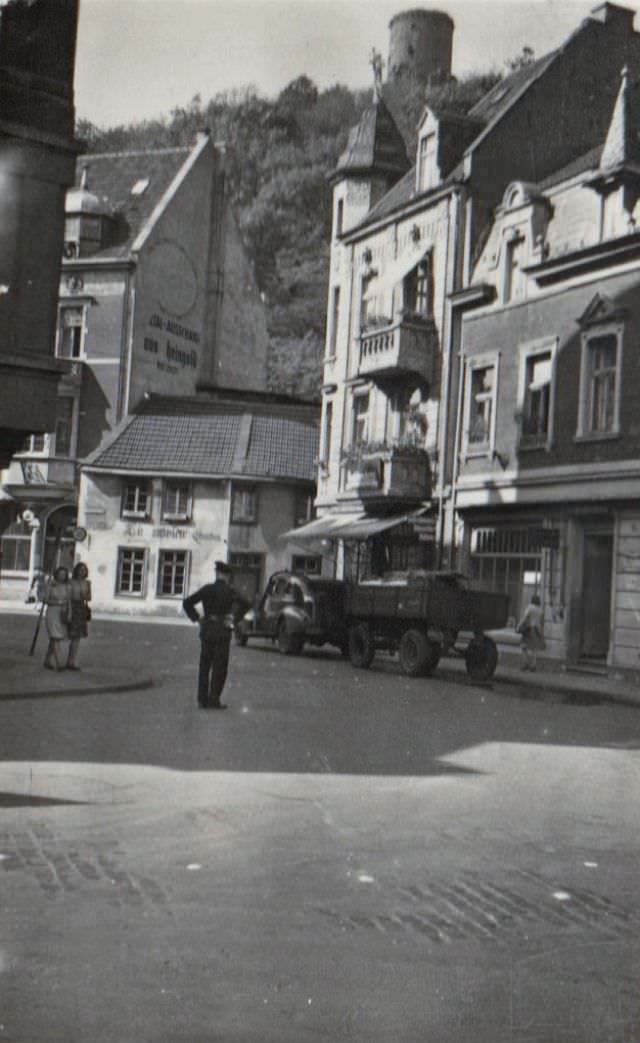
[522,231,640,285]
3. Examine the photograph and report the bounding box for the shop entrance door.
[579,530,613,661]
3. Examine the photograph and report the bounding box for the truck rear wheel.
[398,628,430,677]
[277,620,304,656]
[348,623,375,669]
[465,635,498,681]
[423,639,441,676]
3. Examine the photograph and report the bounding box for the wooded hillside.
[78,69,503,400]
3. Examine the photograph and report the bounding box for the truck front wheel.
[465,635,498,681]
[348,623,375,669]
[398,628,430,677]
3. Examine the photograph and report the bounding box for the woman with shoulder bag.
[66,562,92,671]
[43,566,70,671]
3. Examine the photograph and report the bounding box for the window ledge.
[162,515,191,523]
[463,446,492,460]
[518,439,551,452]
[573,431,621,444]
[121,512,150,520]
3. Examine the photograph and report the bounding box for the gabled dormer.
[586,65,640,239]
[415,105,484,195]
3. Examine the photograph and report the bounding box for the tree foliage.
[78,69,504,400]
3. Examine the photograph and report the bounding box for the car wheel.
[348,623,375,669]
[277,620,304,655]
[398,628,430,677]
[465,635,498,682]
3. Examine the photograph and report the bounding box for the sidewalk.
[0,604,156,700]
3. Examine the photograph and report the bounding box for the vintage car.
[235,571,348,656]
[345,571,509,681]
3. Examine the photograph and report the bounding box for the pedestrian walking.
[516,593,545,672]
[182,561,249,709]
[66,562,92,670]
[43,566,70,671]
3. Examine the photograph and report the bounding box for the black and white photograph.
[0,0,639,1039]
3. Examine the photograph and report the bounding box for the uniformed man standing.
[182,560,248,709]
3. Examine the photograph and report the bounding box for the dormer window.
[417,132,438,192]
[503,234,524,303]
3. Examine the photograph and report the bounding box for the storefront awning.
[281,512,366,541]
[331,507,434,540]
[282,507,434,542]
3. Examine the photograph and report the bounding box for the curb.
[437,664,638,709]
[0,677,155,702]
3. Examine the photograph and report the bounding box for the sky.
[74,0,633,128]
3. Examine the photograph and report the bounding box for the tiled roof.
[245,415,318,481]
[85,406,319,482]
[72,147,192,259]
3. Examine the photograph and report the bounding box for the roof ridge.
[79,146,191,161]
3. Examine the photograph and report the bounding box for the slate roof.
[84,404,319,482]
[332,94,409,181]
[72,146,192,259]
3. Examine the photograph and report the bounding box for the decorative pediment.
[576,292,627,328]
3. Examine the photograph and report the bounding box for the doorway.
[579,529,613,661]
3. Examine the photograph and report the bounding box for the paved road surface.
[0,619,638,1042]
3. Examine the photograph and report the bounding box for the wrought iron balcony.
[358,314,438,385]
[342,443,431,503]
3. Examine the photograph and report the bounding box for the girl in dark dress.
[67,562,92,670]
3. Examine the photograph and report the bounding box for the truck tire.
[423,639,441,676]
[348,623,375,669]
[465,635,498,682]
[398,628,430,677]
[234,623,248,647]
[277,620,304,656]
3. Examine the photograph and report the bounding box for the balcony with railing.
[4,454,78,492]
[358,314,439,385]
[341,440,431,504]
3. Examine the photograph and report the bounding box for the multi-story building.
[454,63,640,676]
[1,135,269,596]
[77,392,319,614]
[301,2,640,609]
[0,0,79,468]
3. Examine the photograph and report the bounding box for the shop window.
[577,331,621,438]
[292,555,321,576]
[163,481,191,521]
[470,526,542,621]
[116,547,147,596]
[0,518,31,572]
[54,397,75,457]
[464,359,498,455]
[231,485,257,524]
[57,306,85,359]
[122,480,151,519]
[157,549,190,597]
